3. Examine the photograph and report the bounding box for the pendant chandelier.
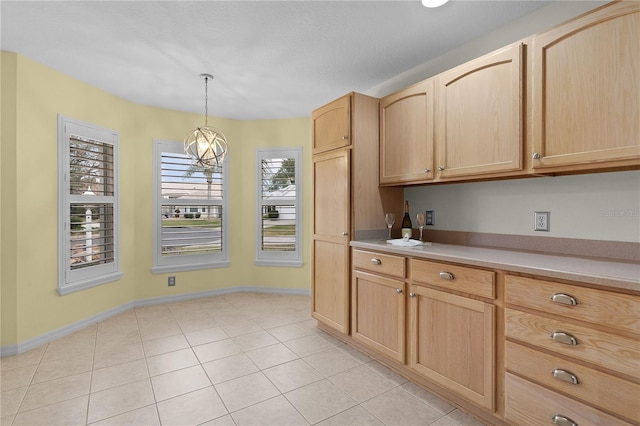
[184,73,228,168]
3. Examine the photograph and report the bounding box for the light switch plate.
[534,211,550,232]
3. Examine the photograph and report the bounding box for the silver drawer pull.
[370,258,382,265]
[396,288,403,294]
[409,292,416,298]
[439,271,455,280]
[552,368,579,385]
[551,331,578,346]
[552,414,578,426]
[551,293,578,306]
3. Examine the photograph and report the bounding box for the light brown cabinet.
[408,259,496,411]
[351,268,406,362]
[379,79,435,185]
[436,42,524,179]
[351,249,407,363]
[312,94,403,335]
[312,148,350,333]
[505,274,640,425]
[312,93,351,155]
[530,1,640,172]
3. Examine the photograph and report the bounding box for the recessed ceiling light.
[422,0,450,8]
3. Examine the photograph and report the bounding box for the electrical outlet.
[168,276,176,286]
[425,210,435,226]
[534,211,550,232]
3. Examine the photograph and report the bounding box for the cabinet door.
[408,286,495,411]
[312,94,351,154]
[436,43,523,178]
[380,79,435,185]
[312,149,350,334]
[531,2,640,171]
[351,270,405,362]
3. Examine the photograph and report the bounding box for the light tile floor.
[0,293,486,426]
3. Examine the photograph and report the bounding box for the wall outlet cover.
[534,211,550,232]
[425,210,435,226]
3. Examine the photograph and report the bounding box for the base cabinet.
[351,270,405,362]
[408,285,495,411]
[505,373,633,426]
[505,274,640,425]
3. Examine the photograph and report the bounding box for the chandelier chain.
[204,76,209,127]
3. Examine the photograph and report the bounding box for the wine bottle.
[401,200,412,239]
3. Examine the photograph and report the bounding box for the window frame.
[152,139,229,273]
[57,115,123,295]
[254,147,302,267]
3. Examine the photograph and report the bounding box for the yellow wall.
[1,52,311,348]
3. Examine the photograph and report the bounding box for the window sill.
[151,261,230,274]
[253,259,303,268]
[58,271,124,296]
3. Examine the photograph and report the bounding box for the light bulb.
[422,0,449,8]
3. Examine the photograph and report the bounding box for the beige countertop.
[350,239,640,292]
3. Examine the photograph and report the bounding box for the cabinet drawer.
[352,249,405,278]
[506,341,640,423]
[506,275,640,334]
[505,373,633,426]
[410,259,494,299]
[505,309,640,380]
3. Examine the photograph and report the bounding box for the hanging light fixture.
[184,73,228,168]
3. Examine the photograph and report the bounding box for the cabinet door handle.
[551,331,578,346]
[552,414,578,426]
[342,135,349,140]
[370,258,382,265]
[552,368,579,385]
[409,292,416,298]
[439,271,455,280]
[342,232,348,236]
[438,166,445,171]
[532,152,541,160]
[424,168,431,173]
[396,288,403,294]
[551,293,578,306]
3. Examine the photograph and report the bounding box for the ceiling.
[1,0,552,120]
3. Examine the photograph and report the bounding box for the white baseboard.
[1,286,311,357]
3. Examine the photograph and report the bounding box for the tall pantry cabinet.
[312,93,402,334]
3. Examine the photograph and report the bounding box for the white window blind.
[152,140,228,273]
[255,148,302,266]
[58,116,122,295]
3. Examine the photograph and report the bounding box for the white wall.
[368,1,640,243]
[405,171,640,242]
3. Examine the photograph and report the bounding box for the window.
[152,140,228,273]
[58,116,122,295]
[255,147,302,266]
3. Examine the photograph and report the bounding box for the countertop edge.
[350,240,640,293]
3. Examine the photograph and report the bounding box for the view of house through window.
[152,140,228,273]
[255,148,302,266]
[160,152,223,255]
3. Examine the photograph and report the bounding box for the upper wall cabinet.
[380,79,435,185]
[530,1,640,172]
[436,43,524,179]
[312,94,351,154]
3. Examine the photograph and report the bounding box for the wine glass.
[384,213,395,239]
[416,212,426,241]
